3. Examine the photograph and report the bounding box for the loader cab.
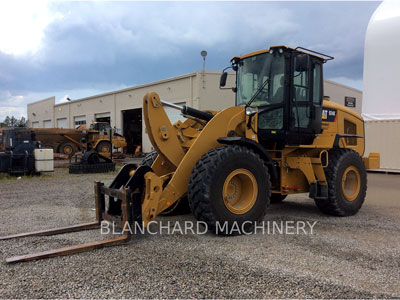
[89,122,111,134]
[228,46,332,147]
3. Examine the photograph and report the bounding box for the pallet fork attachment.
[1,181,134,263]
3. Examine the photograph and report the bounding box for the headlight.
[245,106,258,116]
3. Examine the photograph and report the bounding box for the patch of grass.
[0,173,13,180]
[0,172,53,181]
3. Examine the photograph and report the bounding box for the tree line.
[0,116,27,128]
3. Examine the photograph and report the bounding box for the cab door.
[287,53,323,145]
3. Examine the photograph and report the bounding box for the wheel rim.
[100,145,110,152]
[341,166,361,201]
[63,145,73,155]
[223,168,258,215]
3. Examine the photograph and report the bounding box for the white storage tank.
[34,149,54,172]
[363,0,400,120]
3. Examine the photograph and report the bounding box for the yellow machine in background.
[1,45,380,263]
[32,122,127,156]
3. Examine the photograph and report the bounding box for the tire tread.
[188,145,271,233]
[315,149,367,216]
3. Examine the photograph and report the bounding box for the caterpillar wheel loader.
[1,45,380,263]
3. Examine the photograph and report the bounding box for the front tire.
[96,141,111,153]
[188,145,271,235]
[315,149,367,216]
[59,142,76,156]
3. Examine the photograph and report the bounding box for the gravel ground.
[0,168,399,298]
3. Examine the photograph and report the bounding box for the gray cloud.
[0,1,380,119]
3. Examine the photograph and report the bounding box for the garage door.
[164,102,186,124]
[57,118,67,128]
[43,120,52,128]
[74,115,86,128]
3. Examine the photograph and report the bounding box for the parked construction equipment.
[1,45,380,263]
[33,122,127,156]
[0,128,53,175]
[69,150,115,174]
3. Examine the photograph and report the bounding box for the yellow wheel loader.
[1,45,380,263]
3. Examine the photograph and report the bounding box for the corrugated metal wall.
[365,120,400,171]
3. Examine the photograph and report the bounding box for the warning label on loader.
[322,107,337,122]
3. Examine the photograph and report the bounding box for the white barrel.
[34,149,54,172]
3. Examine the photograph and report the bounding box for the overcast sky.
[0,0,381,120]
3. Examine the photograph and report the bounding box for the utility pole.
[201,50,207,89]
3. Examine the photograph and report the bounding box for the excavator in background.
[1,45,379,263]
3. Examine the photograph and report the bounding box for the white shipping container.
[34,149,54,172]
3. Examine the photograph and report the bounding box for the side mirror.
[220,72,228,87]
[295,54,309,72]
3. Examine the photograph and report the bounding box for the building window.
[75,120,86,125]
[74,115,86,128]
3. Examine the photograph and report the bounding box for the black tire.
[188,145,271,235]
[315,149,367,216]
[59,142,76,156]
[96,141,111,153]
[141,151,158,167]
[69,162,115,174]
[141,151,191,215]
[270,194,287,204]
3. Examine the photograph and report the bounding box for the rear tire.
[270,194,287,204]
[59,142,76,156]
[315,149,367,216]
[188,145,271,235]
[141,151,191,215]
[96,141,111,153]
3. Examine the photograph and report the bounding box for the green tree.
[16,116,27,127]
[1,116,27,127]
[10,116,17,127]
[3,116,11,127]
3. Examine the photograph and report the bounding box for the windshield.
[90,123,111,132]
[236,51,285,107]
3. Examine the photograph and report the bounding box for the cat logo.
[322,108,337,122]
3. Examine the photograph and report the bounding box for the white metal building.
[27,70,362,153]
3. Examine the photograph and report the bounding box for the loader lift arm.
[141,92,247,226]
